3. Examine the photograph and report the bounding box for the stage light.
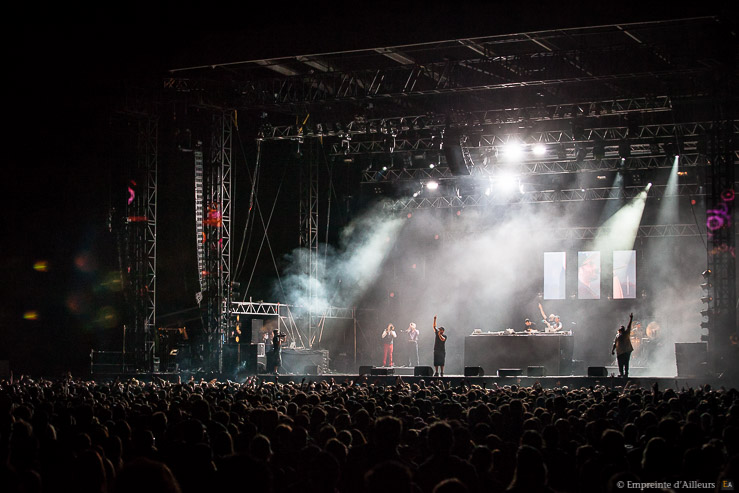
[429,163,435,169]
[593,141,606,160]
[532,143,546,156]
[501,142,524,161]
[618,141,631,160]
[701,309,713,317]
[701,295,713,303]
[700,282,712,290]
[575,144,587,163]
[702,269,712,278]
[426,181,439,191]
[495,173,519,193]
[646,182,652,190]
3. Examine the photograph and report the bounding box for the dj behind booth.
[464,327,574,377]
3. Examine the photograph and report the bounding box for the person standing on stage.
[432,316,447,377]
[524,318,536,332]
[382,323,397,367]
[611,312,634,378]
[406,322,420,367]
[272,329,287,375]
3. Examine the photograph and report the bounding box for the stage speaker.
[223,343,260,375]
[304,365,320,375]
[443,143,470,176]
[414,366,434,377]
[675,342,708,377]
[527,366,546,377]
[588,366,608,377]
[371,368,394,376]
[464,366,484,377]
[498,368,523,377]
[251,319,264,344]
[359,366,373,376]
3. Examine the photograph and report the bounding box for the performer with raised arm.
[538,303,562,332]
[381,323,397,367]
[432,316,447,377]
[611,312,634,378]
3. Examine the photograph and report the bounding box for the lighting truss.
[255,96,674,141]
[344,121,736,158]
[383,183,713,210]
[228,51,703,108]
[362,155,710,183]
[440,224,707,241]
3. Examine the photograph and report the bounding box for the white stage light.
[533,143,546,156]
[495,173,519,193]
[426,181,439,191]
[501,142,524,161]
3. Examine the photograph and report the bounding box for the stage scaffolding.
[157,15,736,374]
[122,115,158,371]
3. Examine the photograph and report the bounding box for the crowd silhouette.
[1,373,738,492]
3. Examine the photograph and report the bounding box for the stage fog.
[275,193,707,376]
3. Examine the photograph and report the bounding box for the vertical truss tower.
[124,115,157,371]
[198,111,234,371]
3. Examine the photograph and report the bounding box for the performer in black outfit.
[611,312,634,378]
[272,329,287,375]
[432,315,447,377]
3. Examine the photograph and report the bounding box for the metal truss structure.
[362,155,711,184]
[383,183,717,210]
[256,96,676,141]
[704,109,737,373]
[198,111,234,372]
[167,18,717,112]
[440,224,707,242]
[230,301,358,361]
[124,116,157,371]
[159,16,735,371]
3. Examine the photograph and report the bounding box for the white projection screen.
[613,250,637,299]
[543,252,566,299]
[578,251,601,299]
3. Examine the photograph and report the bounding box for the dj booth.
[464,332,574,376]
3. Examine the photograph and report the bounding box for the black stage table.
[464,332,574,376]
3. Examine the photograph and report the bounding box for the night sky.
[3,2,733,376]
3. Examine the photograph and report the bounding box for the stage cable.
[233,134,260,282]
[243,162,288,300]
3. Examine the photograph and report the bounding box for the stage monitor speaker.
[304,365,320,375]
[464,366,484,377]
[443,143,470,176]
[251,319,264,344]
[675,342,708,377]
[359,366,373,376]
[588,366,608,377]
[414,366,434,377]
[498,368,523,377]
[527,366,546,377]
[371,368,394,376]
